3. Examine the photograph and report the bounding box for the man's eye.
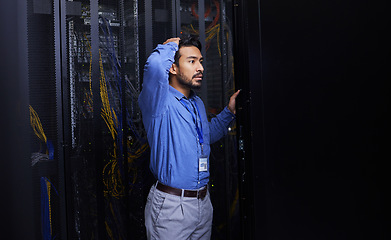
[189,60,194,63]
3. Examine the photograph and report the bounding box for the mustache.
[192,73,203,79]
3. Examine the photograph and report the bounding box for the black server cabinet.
[1,1,34,239]
[233,0,389,239]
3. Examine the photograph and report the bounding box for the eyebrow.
[186,56,204,61]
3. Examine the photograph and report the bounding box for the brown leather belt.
[156,182,207,200]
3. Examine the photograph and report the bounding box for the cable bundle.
[184,0,222,54]
[40,177,58,240]
[30,105,54,166]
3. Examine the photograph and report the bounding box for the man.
[138,36,240,240]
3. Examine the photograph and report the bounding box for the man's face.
[175,46,204,90]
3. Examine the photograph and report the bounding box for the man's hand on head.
[228,89,241,115]
[163,38,180,46]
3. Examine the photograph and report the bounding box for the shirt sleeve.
[209,107,236,144]
[138,42,178,118]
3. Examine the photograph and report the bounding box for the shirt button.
[198,181,200,184]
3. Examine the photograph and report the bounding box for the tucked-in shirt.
[138,42,235,190]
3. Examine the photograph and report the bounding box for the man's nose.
[197,62,204,73]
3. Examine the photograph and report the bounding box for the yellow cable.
[29,105,47,144]
[216,26,221,56]
[183,24,221,56]
[99,50,118,141]
[105,221,114,239]
[46,178,53,236]
[97,47,124,199]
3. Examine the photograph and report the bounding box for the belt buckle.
[197,188,205,199]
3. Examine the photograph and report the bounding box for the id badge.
[199,156,208,172]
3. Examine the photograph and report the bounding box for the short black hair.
[174,35,202,65]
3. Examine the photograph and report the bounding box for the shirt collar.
[169,86,197,101]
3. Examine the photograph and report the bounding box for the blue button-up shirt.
[138,42,235,190]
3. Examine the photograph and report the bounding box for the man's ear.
[169,63,178,75]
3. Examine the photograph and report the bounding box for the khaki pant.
[145,183,213,240]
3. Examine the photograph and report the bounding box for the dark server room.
[1,0,389,239]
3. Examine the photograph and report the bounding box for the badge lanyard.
[179,98,204,154]
[179,98,208,172]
